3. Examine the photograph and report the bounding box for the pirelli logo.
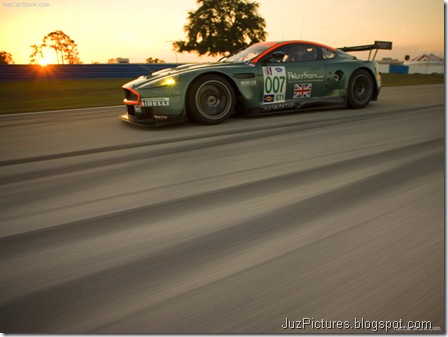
[142,98,170,107]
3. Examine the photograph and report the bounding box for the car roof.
[250,40,336,63]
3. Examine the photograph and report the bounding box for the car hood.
[123,61,247,89]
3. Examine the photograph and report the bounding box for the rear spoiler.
[338,41,393,61]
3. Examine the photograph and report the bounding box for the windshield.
[221,44,271,63]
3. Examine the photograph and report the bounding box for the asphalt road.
[0,84,444,333]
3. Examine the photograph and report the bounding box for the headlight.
[161,77,177,86]
[139,75,180,89]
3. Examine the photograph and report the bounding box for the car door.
[257,43,327,112]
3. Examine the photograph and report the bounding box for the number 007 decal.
[263,66,286,104]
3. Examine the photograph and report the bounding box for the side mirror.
[272,51,286,60]
[262,51,286,64]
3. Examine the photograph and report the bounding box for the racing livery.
[120,40,392,125]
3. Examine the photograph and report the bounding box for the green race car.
[120,40,392,125]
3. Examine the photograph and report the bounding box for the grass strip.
[0,78,133,114]
[381,73,444,86]
[0,74,444,114]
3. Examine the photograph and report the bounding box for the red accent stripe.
[251,40,336,64]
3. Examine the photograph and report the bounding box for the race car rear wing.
[338,41,393,61]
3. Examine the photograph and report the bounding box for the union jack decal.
[294,83,312,98]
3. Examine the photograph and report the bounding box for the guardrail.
[0,63,181,81]
[378,63,444,75]
[2,62,442,81]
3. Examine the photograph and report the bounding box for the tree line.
[1,0,266,65]
[29,30,82,64]
[0,30,82,65]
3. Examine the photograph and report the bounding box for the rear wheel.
[186,74,235,125]
[347,69,374,109]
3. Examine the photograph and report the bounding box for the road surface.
[0,84,444,333]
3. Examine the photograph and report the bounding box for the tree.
[146,57,165,63]
[42,30,81,64]
[29,44,43,64]
[173,0,267,57]
[0,51,14,64]
[63,41,81,64]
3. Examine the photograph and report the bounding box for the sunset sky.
[0,0,444,64]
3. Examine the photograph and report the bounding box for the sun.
[38,58,48,67]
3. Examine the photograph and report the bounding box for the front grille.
[126,105,154,120]
[123,88,138,101]
[126,105,135,116]
[140,107,154,119]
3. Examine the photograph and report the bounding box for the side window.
[279,44,320,62]
[322,48,336,59]
[261,44,322,63]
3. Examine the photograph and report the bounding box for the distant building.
[379,57,402,64]
[405,53,444,74]
[108,57,130,64]
[378,53,444,74]
[409,53,443,63]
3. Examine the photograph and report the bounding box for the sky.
[0,0,445,64]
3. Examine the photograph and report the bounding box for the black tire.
[186,74,235,125]
[347,69,374,109]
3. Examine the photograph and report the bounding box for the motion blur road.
[0,84,444,333]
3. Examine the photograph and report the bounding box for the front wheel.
[186,75,235,125]
[347,69,374,109]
